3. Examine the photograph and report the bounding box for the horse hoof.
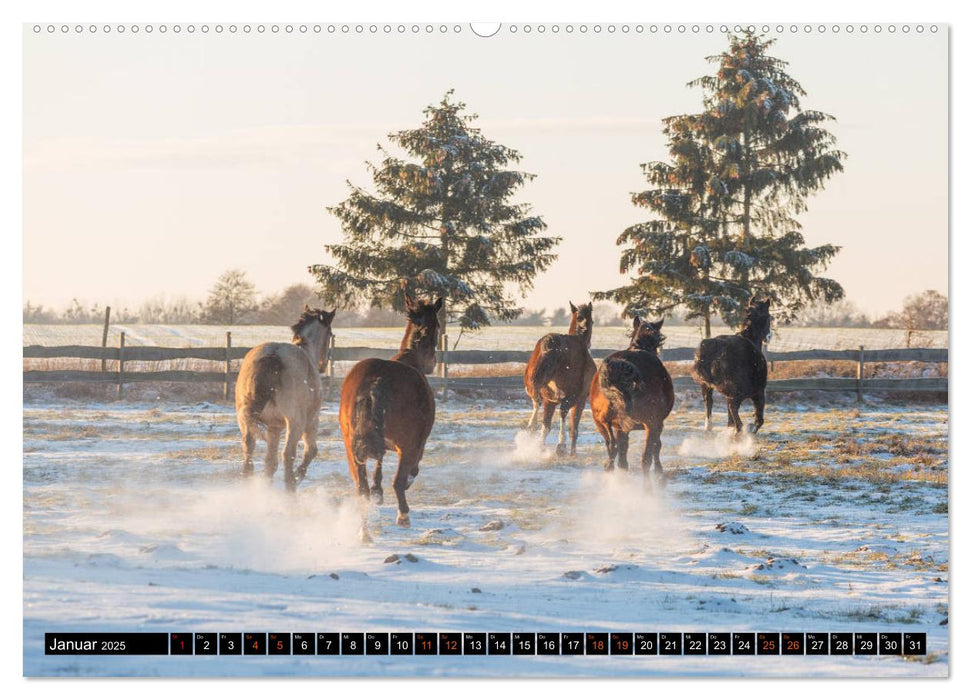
[371,490,384,505]
[396,513,411,528]
[555,444,567,456]
[603,462,614,472]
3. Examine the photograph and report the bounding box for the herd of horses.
[235,295,773,541]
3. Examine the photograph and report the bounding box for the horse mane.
[291,308,332,346]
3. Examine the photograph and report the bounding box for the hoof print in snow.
[562,570,585,580]
[480,520,504,532]
[329,573,340,580]
[404,553,419,562]
[384,554,400,564]
[471,587,482,593]
[715,522,750,535]
[594,564,618,574]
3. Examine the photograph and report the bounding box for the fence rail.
[23,341,948,399]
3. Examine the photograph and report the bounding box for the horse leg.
[616,431,630,471]
[295,410,319,484]
[282,420,301,492]
[393,451,421,528]
[345,449,372,543]
[371,459,384,505]
[239,418,257,477]
[541,400,556,446]
[640,423,654,476]
[596,421,615,471]
[702,386,714,431]
[555,404,569,456]
[526,396,541,431]
[294,432,317,486]
[728,398,744,435]
[751,390,766,434]
[263,426,282,479]
[569,398,585,456]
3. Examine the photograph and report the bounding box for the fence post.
[224,332,232,401]
[325,334,336,401]
[440,333,449,403]
[856,345,865,403]
[100,306,111,373]
[117,332,125,399]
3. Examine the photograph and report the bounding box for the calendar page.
[22,21,948,678]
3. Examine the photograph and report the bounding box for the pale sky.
[23,25,948,318]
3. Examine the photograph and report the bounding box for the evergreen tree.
[601,31,846,334]
[693,31,846,324]
[310,90,559,331]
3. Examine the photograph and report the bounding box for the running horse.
[691,297,772,434]
[339,295,442,542]
[235,306,335,491]
[590,317,675,477]
[524,301,596,455]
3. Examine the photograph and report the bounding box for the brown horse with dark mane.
[691,297,772,434]
[339,295,442,541]
[524,301,596,455]
[590,317,675,477]
[236,306,335,491]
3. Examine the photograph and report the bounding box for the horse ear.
[655,318,664,329]
[304,304,310,312]
[762,297,771,307]
[404,293,415,311]
[569,301,577,314]
[632,315,642,330]
[433,297,444,313]
[748,295,757,306]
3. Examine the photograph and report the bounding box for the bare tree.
[204,269,258,325]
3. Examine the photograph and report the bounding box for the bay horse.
[339,295,442,541]
[691,297,772,434]
[235,306,335,491]
[590,317,675,477]
[524,301,596,455]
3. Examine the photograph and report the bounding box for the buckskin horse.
[235,306,335,491]
[523,301,597,456]
[339,295,442,542]
[590,317,675,478]
[691,297,772,434]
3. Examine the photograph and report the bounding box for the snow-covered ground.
[23,396,949,677]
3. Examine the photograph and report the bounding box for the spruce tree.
[310,90,559,332]
[601,31,846,333]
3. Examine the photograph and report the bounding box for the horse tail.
[528,335,564,393]
[691,339,716,386]
[598,358,640,415]
[351,377,389,464]
[250,354,284,418]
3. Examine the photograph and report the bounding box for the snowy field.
[23,394,949,677]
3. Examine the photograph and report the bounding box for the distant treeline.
[24,271,947,332]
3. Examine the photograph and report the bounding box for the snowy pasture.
[23,396,948,677]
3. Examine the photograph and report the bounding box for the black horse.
[691,298,772,434]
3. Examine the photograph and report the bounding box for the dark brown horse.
[524,302,596,455]
[692,297,772,434]
[236,306,335,491]
[590,318,675,477]
[339,295,442,541]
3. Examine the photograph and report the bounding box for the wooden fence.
[23,333,948,401]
